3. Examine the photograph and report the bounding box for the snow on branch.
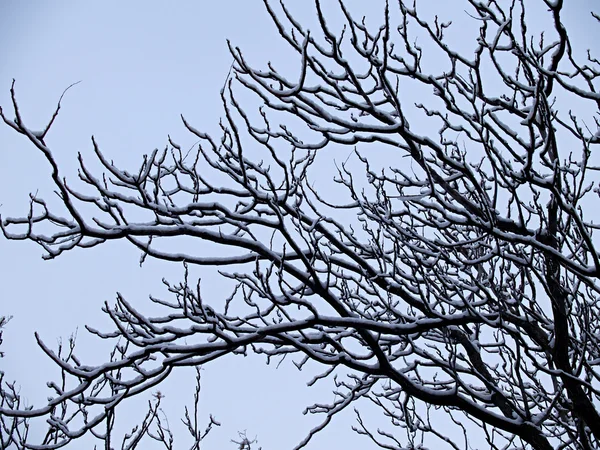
[1,0,600,449]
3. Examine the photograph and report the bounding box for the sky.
[0,2,374,449]
[0,1,599,449]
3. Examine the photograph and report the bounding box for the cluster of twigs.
[1,1,600,449]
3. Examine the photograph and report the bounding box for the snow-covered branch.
[2,0,600,449]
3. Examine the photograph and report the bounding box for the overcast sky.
[0,1,598,449]
[0,3,375,448]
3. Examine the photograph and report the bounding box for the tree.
[1,0,600,448]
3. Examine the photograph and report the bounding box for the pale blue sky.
[0,3,368,448]
[0,1,598,449]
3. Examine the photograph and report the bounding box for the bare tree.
[0,324,220,450]
[2,0,600,449]
[232,431,261,450]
